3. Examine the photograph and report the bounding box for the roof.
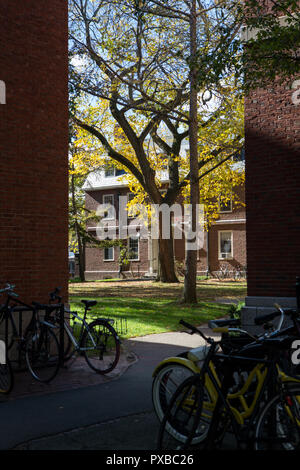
[83,168,169,191]
[82,170,129,191]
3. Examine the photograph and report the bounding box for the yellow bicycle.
[153,306,300,447]
[157,321,300,450]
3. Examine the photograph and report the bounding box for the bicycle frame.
[195,346,300,449]
[63,310,98,351]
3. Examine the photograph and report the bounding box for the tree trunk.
[156,203,179,283]
[183,0,199,303]
[71,173,85,282]
[158,236,178,283]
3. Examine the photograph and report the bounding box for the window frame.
[128,236,140,261]
[103,194,115,220]
[103,244,114,262]
[104,166,126,178]
[219,197,233,214]
[104,166,115,178]
[127,193,136,219]
[218,230,233,260]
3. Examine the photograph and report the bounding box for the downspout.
[206,228,210,279]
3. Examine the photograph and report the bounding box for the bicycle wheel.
[255,385,300,450]
[0,359,14,394]
[82,319,120,374]
[153,362,213,445]
[25,326,60,383]
[153,363,195,418]
[157,374,205,450]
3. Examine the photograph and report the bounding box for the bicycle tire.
[25,326,60,383]
[157,373,205,450]
[82,319,120,374]
[255,385,300,450]
[0,358,14,394]
[152,363,195,418]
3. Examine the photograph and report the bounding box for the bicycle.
[38,288,121,374]
[157,319,300,450]
[0,284,60,384]
[152,317,242,444]
[153,305,300,446]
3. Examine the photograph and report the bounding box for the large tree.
[69,0,243,295]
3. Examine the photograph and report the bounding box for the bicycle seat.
[81,300,97,309]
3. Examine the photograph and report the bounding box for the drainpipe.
[206,228,210,279]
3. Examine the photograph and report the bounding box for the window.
[219,197,232,213]
[218,231,233,259]
[104,245,114,261]
[127,193,138,218]
[105,166,126,177]
[103,194,115,220]
[129,237,139,261]
[104,166,115,178]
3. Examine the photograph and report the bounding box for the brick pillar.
[243,79,300,327]
[0,1,68,302]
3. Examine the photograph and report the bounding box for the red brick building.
[242,26,300,323]
[83,169,246,280]
[0,2,69,302]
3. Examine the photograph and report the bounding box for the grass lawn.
[69,279,246,339]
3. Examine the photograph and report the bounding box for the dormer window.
[104,165,126,177]
[105,166,115,178]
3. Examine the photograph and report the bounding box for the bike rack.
[89,314,128,336]
[6,305,35,370]
[4,303,65,370]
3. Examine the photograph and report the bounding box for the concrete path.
[1,328,212,450]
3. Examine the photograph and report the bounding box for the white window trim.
[127,192,135,219]
[219,197,232,214]
[129,236,140,261]
[218,231,233,260]
[105,167,125,178]
[104,167,115,178]
[104,245,115,262]
[103,194,115,220]
[214,219,246,224]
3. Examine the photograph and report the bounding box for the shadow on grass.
[69,280,247,302]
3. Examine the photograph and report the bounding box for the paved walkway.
[0,324,228,450]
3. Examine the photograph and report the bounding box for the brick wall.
[0,1,68,302]
[85,185,247,279]
[85,188,150,279]
[197,186,246,276]
[245,80,300,298]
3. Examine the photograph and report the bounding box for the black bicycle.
[0,284,60,385]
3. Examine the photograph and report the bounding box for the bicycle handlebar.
[254,304,297,326]
[179,319,214,344]
[0,284,18,297]
[179,319,200,334]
